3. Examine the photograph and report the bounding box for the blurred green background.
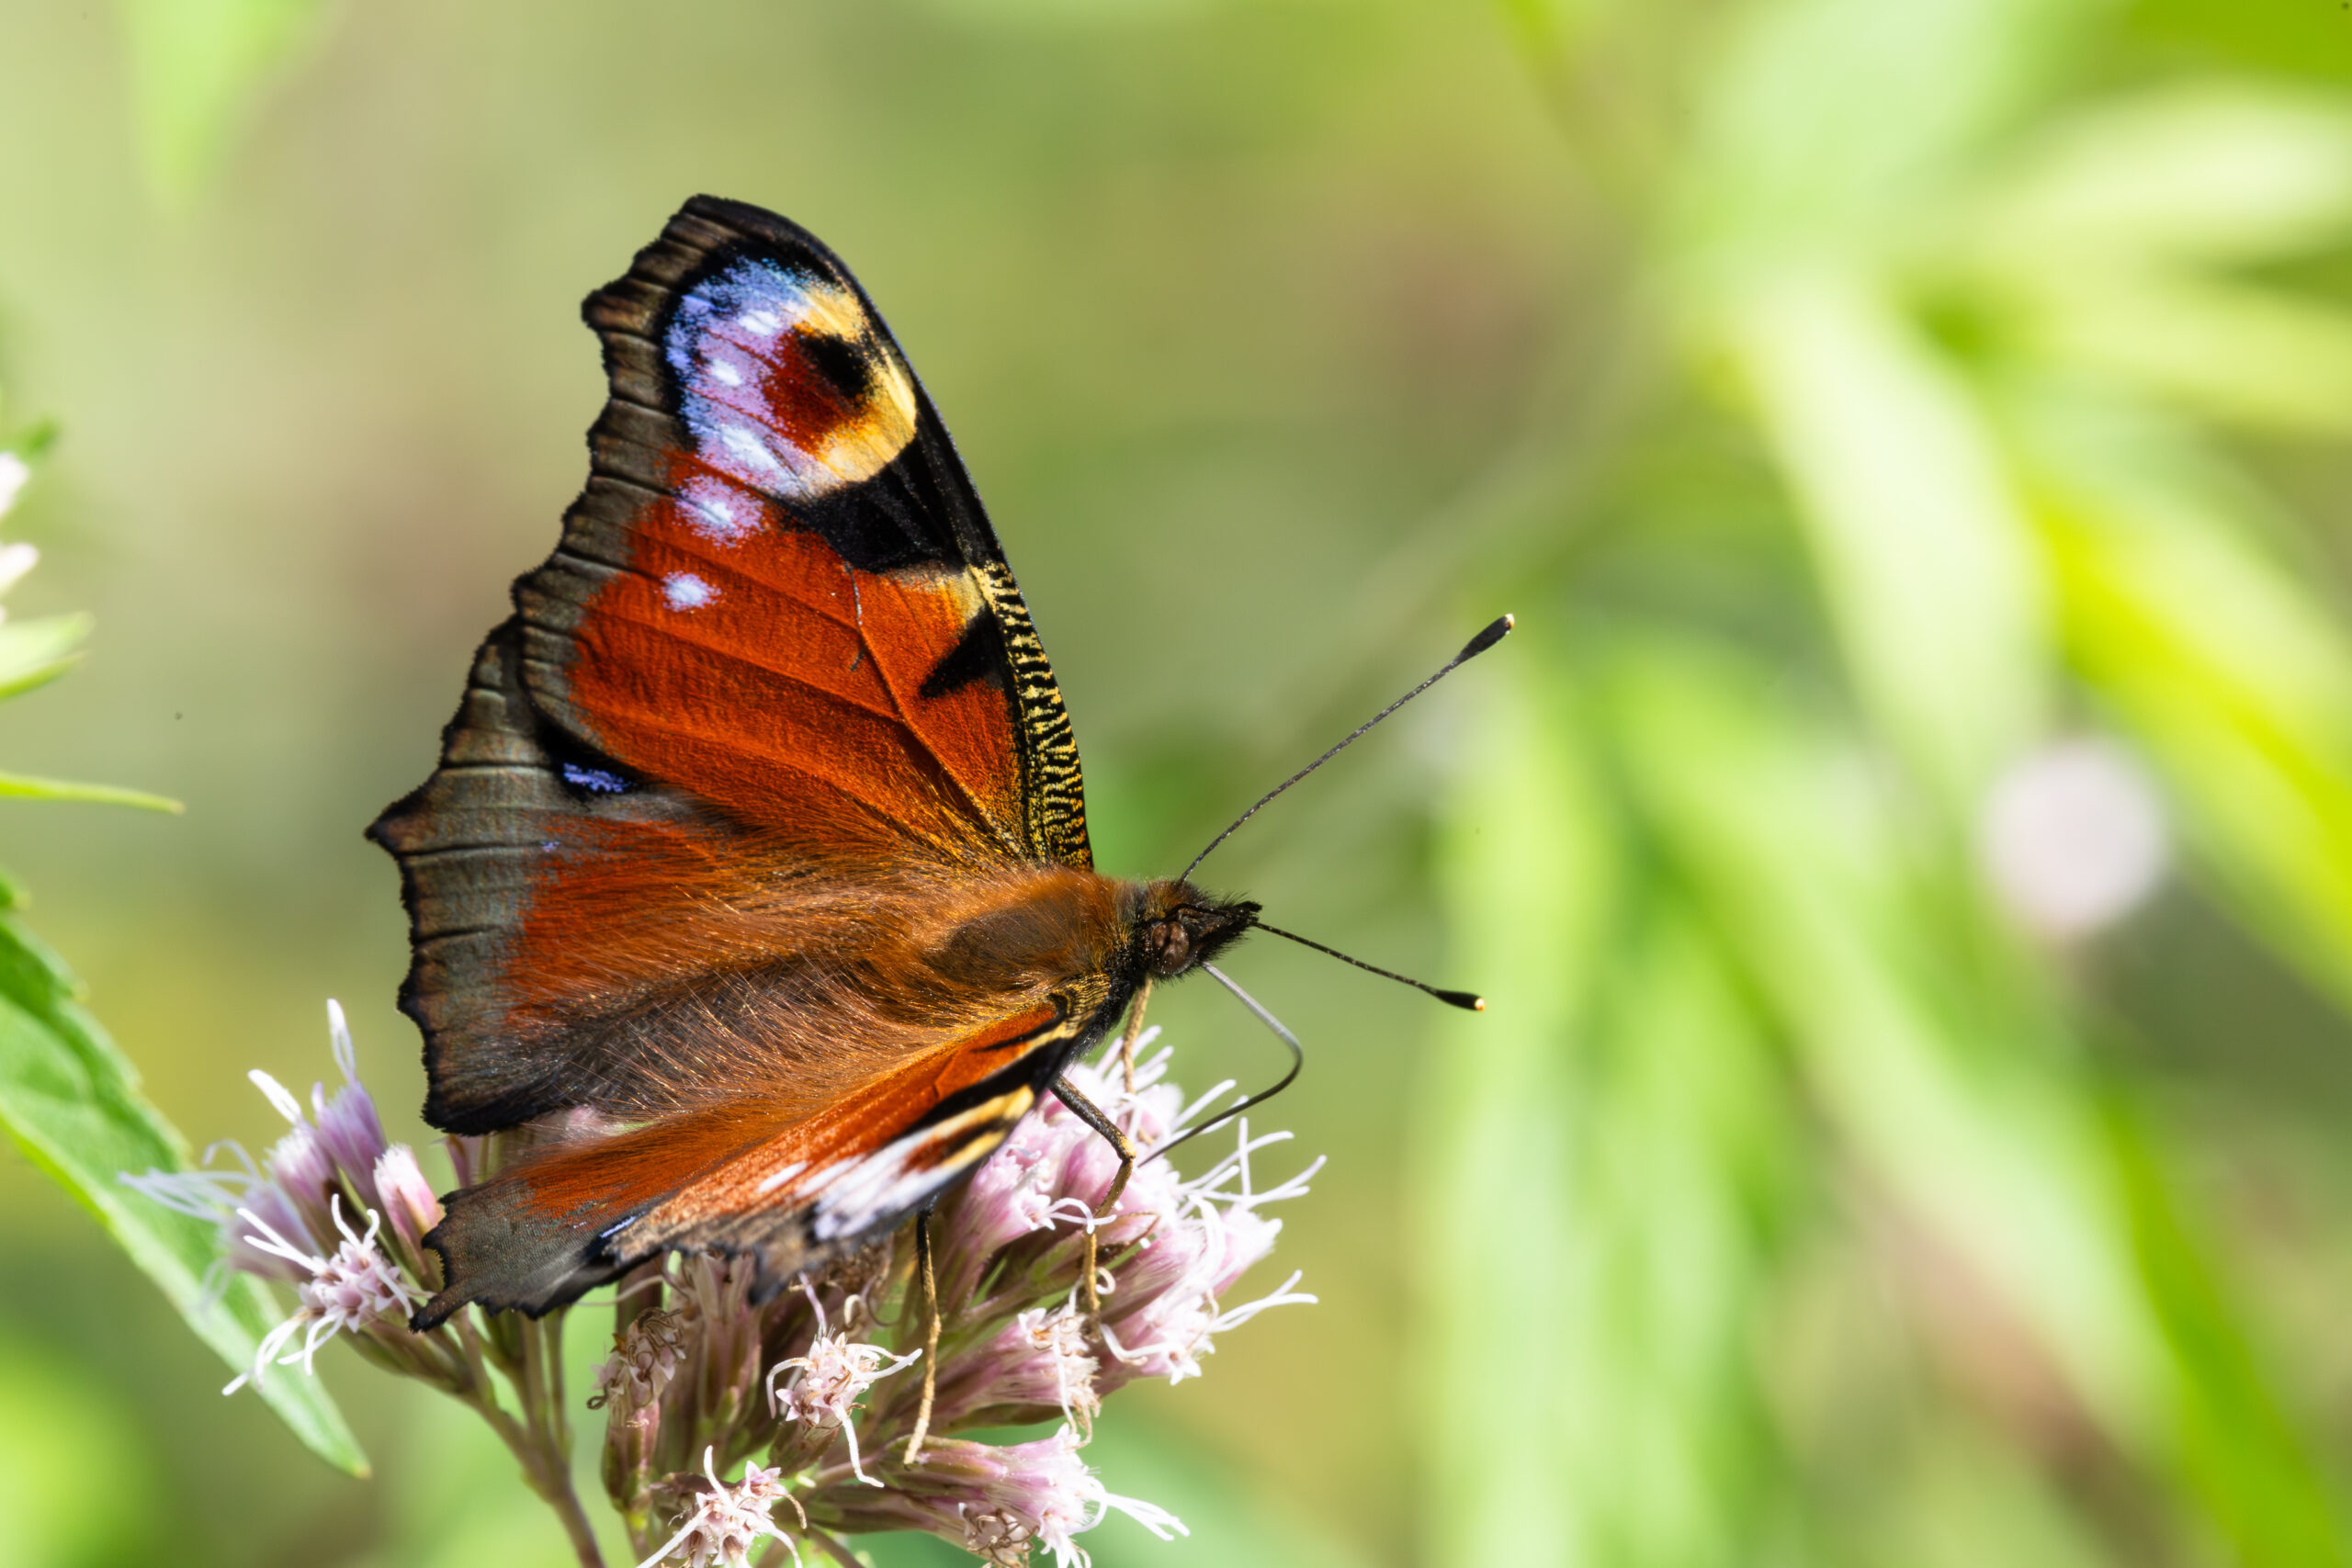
[7,0,2352,1563]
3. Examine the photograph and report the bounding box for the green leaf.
[0,771,182,812]
[0,614,90,700]
[1555,898,1793,1566]
[0,897,365,1473]
[1679,0,2097,265]
[2019,277,2352,436]
[114,0,334,203]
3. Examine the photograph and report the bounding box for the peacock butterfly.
[370,197,1500,1327]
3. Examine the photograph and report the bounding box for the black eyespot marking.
[799,329,876,407]
[920,612,1004,700]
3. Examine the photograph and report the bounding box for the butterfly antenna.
[1145,962,1303,1163]
[1255,919,1485,1011]
[1179,614,1514,885]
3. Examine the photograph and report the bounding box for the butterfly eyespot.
[797,328,876,406]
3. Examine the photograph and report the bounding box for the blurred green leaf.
[0,612,89,699]
[114,0,333,203]
[1718,266,2048,804]
[2020,277,2352,435]
[0,1337,160,1566]
[1974,87,2352,268]
[2030,401,2352,1013]
[1412,649,1611,1568]
[0,897,364,1474]
[2107,1104,2349,1566]
[1597,637,2163,1435]
[0,769,182,811]
[1556,897,1792,1566]
[1679,0,2096,266]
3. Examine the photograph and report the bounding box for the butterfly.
[371,196,1499,1326]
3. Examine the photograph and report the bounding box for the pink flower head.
[950,1303,1101,1431]
[1096,1119,1320,1391]
[308,1001,390,1210]
[856,1426,1184,1568]
[370,1143,445,1267]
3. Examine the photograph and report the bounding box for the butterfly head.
[1130,882,1260,980]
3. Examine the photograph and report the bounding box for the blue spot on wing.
[560,762,631,795]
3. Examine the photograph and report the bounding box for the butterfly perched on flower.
[371,197,1498,1327]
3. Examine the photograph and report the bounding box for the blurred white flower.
[1980,737,2170,941]
[0,450,39,624]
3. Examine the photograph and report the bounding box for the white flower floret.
[1005,1424,1187,1568]
[764,1282,919,1485]
[1010,1302,1101,1427]
[1096,1117,1321,1387]
[225,1193,422,1394]
[637,1446,804,1568]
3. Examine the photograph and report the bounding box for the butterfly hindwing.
[413,996,1103,1324]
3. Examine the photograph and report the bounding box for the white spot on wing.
[806,1090,1032,1241]
[719,423,782,477]
[662,571,717,611]
[707,358,744,388]
[677,477,758,544]
[754,1161,807,1197]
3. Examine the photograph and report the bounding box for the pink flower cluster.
[123,1002,458,1395]
[128,1010,1320,1568]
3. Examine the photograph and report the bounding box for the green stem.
[454,1308,606,1568]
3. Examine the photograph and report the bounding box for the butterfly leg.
[1117,976,1154,1095]
[905,1206,942,1463]
[1050,1077,1136,1314]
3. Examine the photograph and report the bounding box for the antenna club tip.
[1460,615,1515,660]
[1432,987,1487,1012]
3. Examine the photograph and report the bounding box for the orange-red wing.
[369,197,1099,1134]
[414,999,1085,1324]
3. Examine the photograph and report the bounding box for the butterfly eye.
[1143,919,1193,976]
